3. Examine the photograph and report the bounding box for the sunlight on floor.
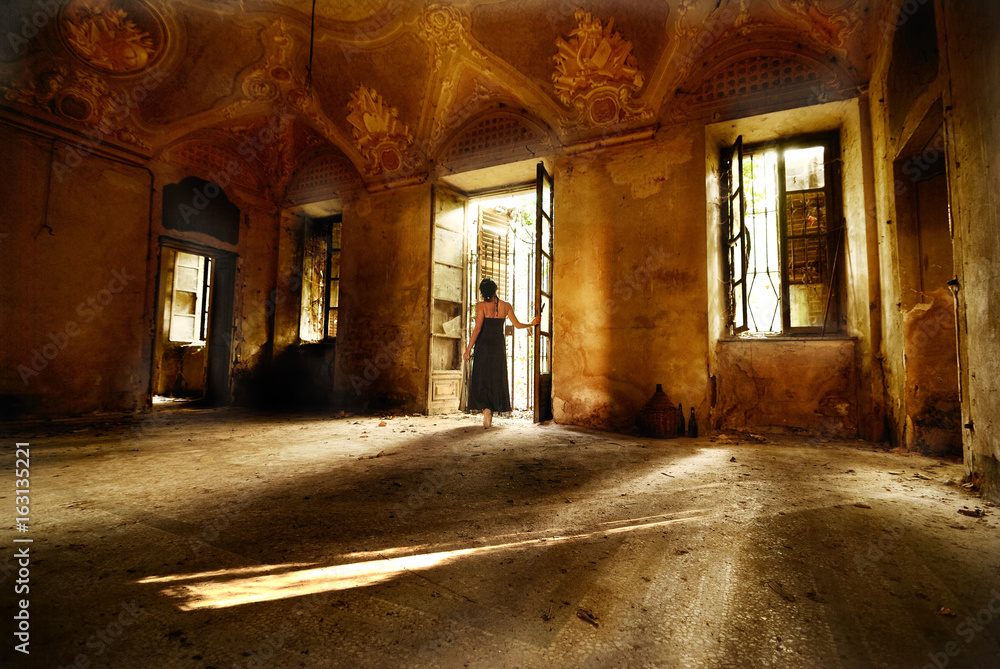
[140,509,712,610]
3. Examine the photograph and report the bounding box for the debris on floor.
[767,580,796,603]
[576,607,600,628]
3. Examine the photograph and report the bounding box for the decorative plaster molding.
[346,84,414,177]
[415,3,487,67]
[287,151,361,204]
[670,48,852,122]
[437,110,555,171]
[240,19,295,104]
[772,0,862,49]
[429,78,497,146]
[552,10,652,130]
[3,65,153,148]
[166,140,261,191]
[59,0,166,75]
[674,0,752,42]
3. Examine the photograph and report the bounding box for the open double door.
[428,162,554,422]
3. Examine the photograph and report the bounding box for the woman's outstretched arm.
[506,301,541,329]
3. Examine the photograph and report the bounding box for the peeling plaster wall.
[335,185,431,414]
[866,0,998,494]
[0,124,151,417]
[715,340,858,436]
[901,288,960,455]
[868,0,964,456]
[553,124,710,431]
[229,207,281,401]
[939,1,1000,500]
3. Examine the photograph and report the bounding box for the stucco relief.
[346,85,414,176]
[674,0,751,43]
[415,3,490,74]
[430,77,497,147]
[772,0,862,48]
[3,65,153,148]
[238,20,294,104]
[59,0,166,74]
[552,10,652,128]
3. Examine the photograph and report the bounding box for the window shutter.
[723,136,749,334]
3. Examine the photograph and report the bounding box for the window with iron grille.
[721,133,843,335]
[300,214,341,342]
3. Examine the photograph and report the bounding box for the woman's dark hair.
[479,278,497,301]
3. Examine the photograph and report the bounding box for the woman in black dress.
[463,278,540,429]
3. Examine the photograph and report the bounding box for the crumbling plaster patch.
[604,134,694,199]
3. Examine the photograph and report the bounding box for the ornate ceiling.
[0,0,883,200]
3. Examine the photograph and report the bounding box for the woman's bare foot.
[483,408,492,429]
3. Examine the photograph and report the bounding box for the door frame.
[534,161,554,423]
[151,236,237,406]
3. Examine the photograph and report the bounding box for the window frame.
[722,131,844,337]
[299,214,342,343]
[322,215,341,340]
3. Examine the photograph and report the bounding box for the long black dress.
[467,308,512,414]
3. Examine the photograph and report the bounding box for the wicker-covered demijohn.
[638,384,681,438]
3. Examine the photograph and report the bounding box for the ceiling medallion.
[3,65,150,148]
[416,3,463,45]
[415,3,486,65]
[552,10,651,127]
[346,85,414,177]
[58,0,166,75]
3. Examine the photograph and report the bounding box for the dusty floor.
[2,409,999,669]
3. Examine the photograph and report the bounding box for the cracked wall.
[552,124,710,431]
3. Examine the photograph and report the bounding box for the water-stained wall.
[334,185,432,414]
[553,124,711,431]
[0,125,152,417]
[939,1,1000,499]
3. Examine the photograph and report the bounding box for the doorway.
[152,239,236,406]
[468,190,537,414]
[892,103,961,455]
[428,161,554,420]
